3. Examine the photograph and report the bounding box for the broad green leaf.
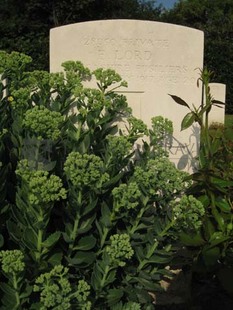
[102,171,125,189]
[67,251,96,266]
[1,295,19,308]
[91,263,103,290]
[78,214,96,234]
[74,235,96,251]
[169,94,190,108]
[105,269,116,287]
[19,285,33,299]
[216,198,231,213]
[179,231,205,246]
[212,207,225,230]
[146,254,172,265]
[82,197,98,216]
[100,203,112,227]
[48,252,63,266]
[208,232,229,248]
[198,195,210,208]
[203,218,215,240]
[107,289,123,306]
[43,231,61,248]
[0,282,15,295]
[181,112,195,131]
[6,220,23,243]
[62,232,72,243]
[23,228,38,250]
[136,277,163,291]
[211,177,233,188]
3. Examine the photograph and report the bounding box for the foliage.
[170,68,233,295]
[0,51,192,309]
[0,0,162,71]
[163,0,233,113]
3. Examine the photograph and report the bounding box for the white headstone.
[50,20,204,171]
[208,83,226,125]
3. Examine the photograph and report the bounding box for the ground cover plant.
[0,51,198,309]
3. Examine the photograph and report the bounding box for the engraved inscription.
[82,37,169,49]
[115,50,151,61]
[83,36,197,85]
[87,61,196,85]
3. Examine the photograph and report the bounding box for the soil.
[153,269,233,310]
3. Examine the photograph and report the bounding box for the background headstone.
[50,20,204,171]
[208,83,226,125]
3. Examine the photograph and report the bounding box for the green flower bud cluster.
[128,116,148,136]
[74,88,105,115]
[93,68,124,89]
[64,152,109,189]
[0,250,25,274]
[107,135,132,160]
[34,265,72,309]
[0,51,31,76]
[23,106,63,140]
[106,234,134,266]
[76,279,92,309]
[28,171,67,206]
[133,158,188,198]
[34,265,91,310]
[110,94,131,114]
[10,88,31,110]
[81,302,92,310]
[151,116,173,142]
[62,61,91,82]
[27,70,50,91]
[16,160,67,206]
[172,195,205,233]
[112,182,141,212]
[49,72,65,90]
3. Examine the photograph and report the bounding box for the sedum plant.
[0,51,194,308]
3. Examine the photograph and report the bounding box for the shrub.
[0,51,191,309]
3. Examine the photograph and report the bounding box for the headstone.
[50,20,204,171]
[208,83,226,125]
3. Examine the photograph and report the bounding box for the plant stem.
[35,139,40,169]
[100,227,109,249]
[36,207,44,263]
[36,229,43,263]
[137,240,159,271]
[12,273,20,308]
[70,215,80,242]
[129,207,145,235]
[100,265,110,289]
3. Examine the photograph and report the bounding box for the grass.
[225,114,233,127]
[225,114,233,141]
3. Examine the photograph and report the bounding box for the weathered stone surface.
[50,20,204,171]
